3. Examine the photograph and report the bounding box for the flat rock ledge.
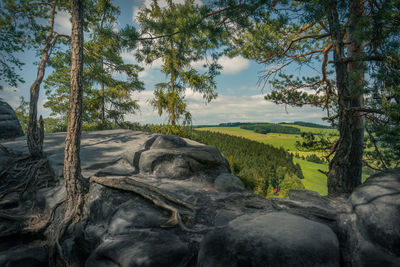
[0,130,399,267]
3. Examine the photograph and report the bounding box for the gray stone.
[0,243,48,267]
[0,148,10,172]
[85,230,190,267]
[271,197,337,221]
[136,135,230,179]
[150,134,187,149]
[349,169,400,256]
[289,189,330,206]
[198,212,340,267]
[214,173,245,192]
[0,100,23,139]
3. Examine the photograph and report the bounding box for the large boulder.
[198,212,340,267]
[349,169,400,255]
[126,134,230,180]
[338,169,400,266]
[0,100,24,139]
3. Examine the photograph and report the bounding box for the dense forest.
[240,123,301,135]
[190,130,304,197]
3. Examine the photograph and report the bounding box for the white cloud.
[0,87,21,108]
[124,89,328,125]
[2,86,19,93]
[192,56,250,75]
[38,98,52,118]
[54,10,71,35]
[218,56,250,75]
[186,93,327,125]
[133,0,203,22]
[120,51,137,64]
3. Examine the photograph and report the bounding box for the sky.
[0,0,329,126]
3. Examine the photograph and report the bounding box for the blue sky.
[0,0,328,125]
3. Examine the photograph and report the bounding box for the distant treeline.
[195,121,335,130]
[240,124,301,135]
[281,121,335,129]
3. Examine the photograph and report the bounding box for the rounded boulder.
[198,212,340,267]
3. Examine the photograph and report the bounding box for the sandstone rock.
[0,243,48,267]
[214,173,245,192]
[85,230,190,267]
[349,169,400,257]
[0,100,23,139]
[135,134,230,179]
[198,212,340,267]
[271,197,337,222]
[289,189,330,206]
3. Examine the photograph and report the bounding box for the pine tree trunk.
[100,60,106,128]
[27,1,57,158]
[326,0,364,194]
[64,0,86,211]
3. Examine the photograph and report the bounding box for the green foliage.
[44,1,144,127]
[363,34,400,170]
[189,130,303,197]
[136,0,220,125]
[240,123,301,135]
[305,154,325,164]
[14,96,29,133]
[295,132,334,152]
[0,0,58,87]
[278,173,306,199]
[44,118,67,133]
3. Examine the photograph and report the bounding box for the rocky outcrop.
[127,134,231,180]
[272,169,400,267]
[0,130,399,266]
[198,212,340,267]
[0,99,23,139]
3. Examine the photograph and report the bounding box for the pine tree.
[52,0,87,264]
[136,0,220,125]
[44,14,144,128]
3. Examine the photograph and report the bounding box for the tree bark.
[63,0,87,220]
[27,1,57,158]
[99,53,106,128]
[326,0,365,194]
[100,78,106,128]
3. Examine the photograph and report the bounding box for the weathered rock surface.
[198,212,340,267]
[0,100,24,139]
[131,134,230,180]
[337,169,400,267]
[0,130,399,267]
[349,169,400,255]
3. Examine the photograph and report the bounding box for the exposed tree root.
[90,176,196,231]
[48,193,87,267]
[0,152,59,240]
[0,154,57,202]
